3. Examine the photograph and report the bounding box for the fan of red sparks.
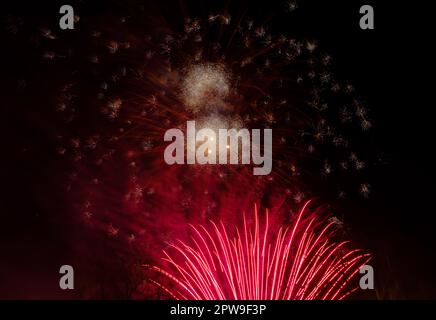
[147,201,370,300]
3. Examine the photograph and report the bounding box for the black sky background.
[1,0,435,299]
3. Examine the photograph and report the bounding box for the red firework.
[147,201,370,300]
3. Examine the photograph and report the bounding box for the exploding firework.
[3,0,379,298]
[147,201,370,300]
[28,2,378,251]
[181,63,231,112]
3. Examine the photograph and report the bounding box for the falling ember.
[147,201,370,300]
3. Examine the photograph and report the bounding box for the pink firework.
[147,201,370,300]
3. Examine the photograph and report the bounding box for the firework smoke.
[148,201,370,300]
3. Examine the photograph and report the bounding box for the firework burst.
[147,201,370,300]
[3,1,379,298]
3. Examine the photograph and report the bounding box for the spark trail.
[148,201,370,300]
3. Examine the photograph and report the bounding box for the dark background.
[1,0,435,299]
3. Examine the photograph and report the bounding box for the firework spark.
[147,201,370,300]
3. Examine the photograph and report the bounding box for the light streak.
[147,201,370,300]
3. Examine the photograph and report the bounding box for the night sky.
[1,0,435,299]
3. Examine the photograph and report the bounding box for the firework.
[4,1,379,298]
[181,63,231,112]
[147,201,370,300]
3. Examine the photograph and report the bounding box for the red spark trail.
[147,201,370,300]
